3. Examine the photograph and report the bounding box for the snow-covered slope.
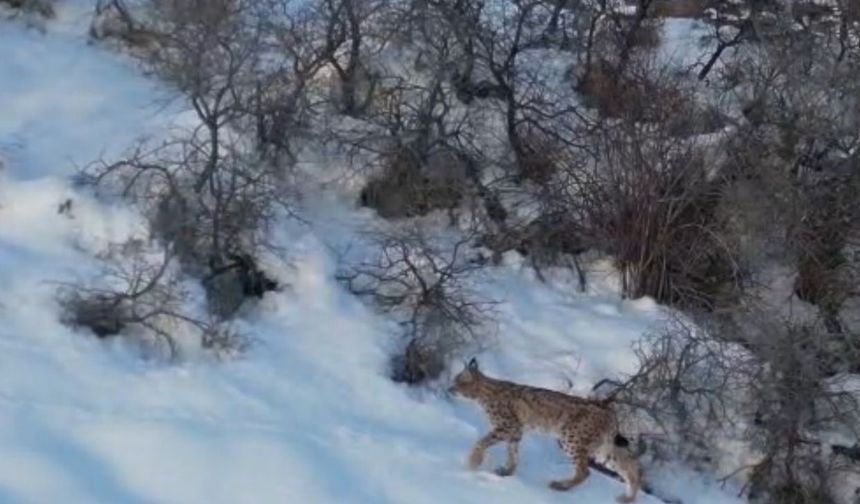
[0,3,743,503]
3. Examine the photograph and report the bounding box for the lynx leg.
[494,436,521,476]
[468,430,504,470]
[605,446,640,503]
[550,435,590,491]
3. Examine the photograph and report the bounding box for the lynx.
[449,358,640,503]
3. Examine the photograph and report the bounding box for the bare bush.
[650,0,708,19]
[83,0,300,307]
[741,316,860,503]
[711,21,860,488]
[602,310,860,503]
[0,0,54,18]
[717,2,860,333]
[250,0,339,164]
[316,0,385,116]
[595,316,752,467]
[80,0,316,316]
[82,134,283,319]
[343,75,481,220]
[359,144,467,219]
[338,226,495,384]
[57,239,247,359]
[89,0,161,50]
[559,112,742,310]
[132,0,333,167]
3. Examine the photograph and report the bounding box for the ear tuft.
[467,357,478,371]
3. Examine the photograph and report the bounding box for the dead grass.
[359,147,465,218]
[650,0,710,19]
[576,61,690,122]
[516,130,561,185]
[628,20,662,50]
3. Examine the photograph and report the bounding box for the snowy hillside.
[0,1,788,503]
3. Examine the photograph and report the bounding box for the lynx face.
[448,359,482,398]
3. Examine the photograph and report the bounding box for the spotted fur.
[449,358,640,503]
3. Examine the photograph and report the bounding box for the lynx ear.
[467,357,479,372]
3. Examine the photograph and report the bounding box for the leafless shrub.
[477,210,588,288]
[576,58,695,125]
[650,0,709,19]
[792,176,860,335]
[359,144,466,219]
[513,128,564,185]
[714,26,860,479]
[57,239,248,359]
[315,0,385,116]
[596,316,752,466]
[601,310,860,503]
[560,115,742,310]
[200,322,250,359]
[81,134,284,319]
[717,7,860,333]
[627,18,662,50]
[132,0,332,168]
[88,0,299,285]
[394,0,590,190]
[581,0,659,79]
[337,226,495,384]
[575,59,630,118]
[250,0,339,164]
[89,0,162,50]
[741,316,860,503]
[0,0,54,18]
[341,75,482,221]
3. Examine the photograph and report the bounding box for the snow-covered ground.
[0,2,745,503]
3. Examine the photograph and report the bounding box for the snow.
[0,2,175,180]
[0,2,748,504]
[658,18,713,70]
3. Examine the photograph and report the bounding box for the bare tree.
[338,225,495,383]
[80,0,345,319]
[250,0,337,164]
[316,0,384,115]
[89,0,161,48]
[146,0,261,191]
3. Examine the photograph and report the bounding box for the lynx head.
[448,358,484,398]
